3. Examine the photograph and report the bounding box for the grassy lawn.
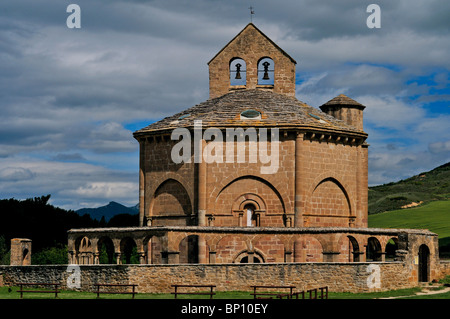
[1,283,449,299]
[368,200,450,237]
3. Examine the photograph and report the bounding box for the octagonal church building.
[68,24,443,287]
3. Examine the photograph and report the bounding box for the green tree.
[31,245,68,265]
[0,236,9,265]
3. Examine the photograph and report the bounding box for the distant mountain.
[76,201,138,221]
[369,162,450,214]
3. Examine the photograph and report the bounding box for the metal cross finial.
[249,6,255,22]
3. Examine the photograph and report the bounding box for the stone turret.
[320,94,366,131]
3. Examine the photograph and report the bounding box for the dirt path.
[380,285,450,299]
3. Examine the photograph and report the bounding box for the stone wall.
[2,260,447,294]
[439,260,450,278]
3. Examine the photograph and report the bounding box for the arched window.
[348,236,360,262]
[98,237,115,264]
[235,250,264,263]
[366,237,382,261]
[244,203,257,227]
[179,235,199,264]
[76,236,93,265]
[230,58,246,86]
[120,237,139,264]
[385,238,398,261]
[257,57,274,85]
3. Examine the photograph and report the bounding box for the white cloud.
[78,122,138,154]
[358,95,426,130]
[64,182,138,201]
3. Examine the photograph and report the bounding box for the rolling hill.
[368,162,450,257]
[368,162,450,215]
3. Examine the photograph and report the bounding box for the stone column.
[68,250,75,264]
[322,251,340,262]
[166,251,180,264]
[294,237,304,262]
[209,251,216,264]
[255,213,261,227]
[284,250,293,263]
[139,252,146,264]
[94,252,99,265]
[361,144,369,227]
[293,133,304,262]
[294,132,305,227]
[198,237,207,264]
[238,212,244,226]
[247,251,255,263]
[198,139,207,226]
[115,252,122,265]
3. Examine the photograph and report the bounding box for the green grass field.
[2,280,449,299]
[368,200,450,253]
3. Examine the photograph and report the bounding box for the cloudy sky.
[0,0,449,210]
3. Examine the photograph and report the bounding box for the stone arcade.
[66,23,447,291]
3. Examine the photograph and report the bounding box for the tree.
[0,236,9,265]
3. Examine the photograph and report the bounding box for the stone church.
[133,23,368,231]
[68,24,441,285]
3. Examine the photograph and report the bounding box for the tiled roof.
[134,89,366,136]
[320,94,365,109]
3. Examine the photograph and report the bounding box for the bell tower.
[207,23,297,99]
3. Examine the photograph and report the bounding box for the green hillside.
[368,200,450,257]
[368,162,450,215]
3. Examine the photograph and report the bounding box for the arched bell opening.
[257,57,274,85]
[230,58,246,86]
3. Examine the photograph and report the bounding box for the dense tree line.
[0,195,138,264]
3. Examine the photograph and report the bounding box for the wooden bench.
[17,282,60,299]
[171,284,216,299]
[250,285,296,299]
[94,283,138,299]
